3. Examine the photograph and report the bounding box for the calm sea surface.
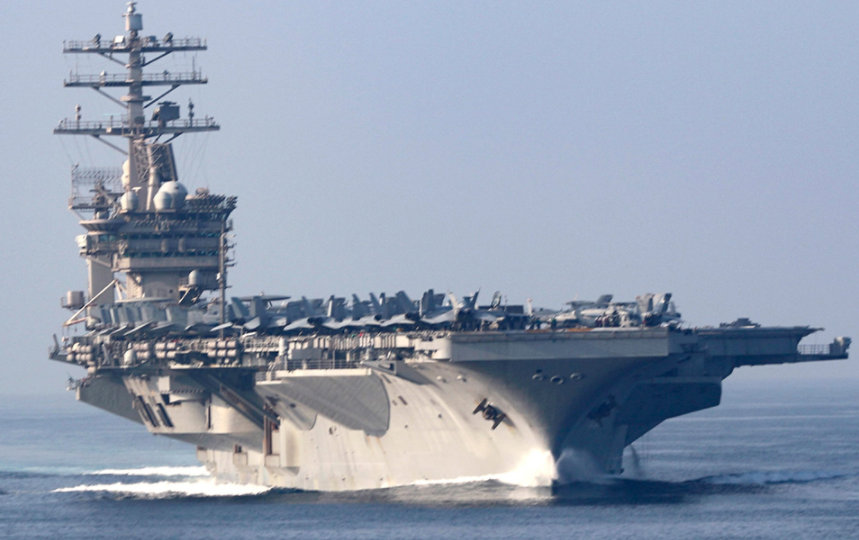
[1,379,857,539]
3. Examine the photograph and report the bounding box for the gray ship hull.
[73,326,844,491]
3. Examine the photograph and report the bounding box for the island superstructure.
[50,4,851,491]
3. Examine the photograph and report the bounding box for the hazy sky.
[0,1,856,396]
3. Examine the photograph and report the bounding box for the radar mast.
[56,2,234,328]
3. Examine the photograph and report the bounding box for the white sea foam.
[412,449,556,488]
[703,469,849,485]
[497,449,557,487]
[89,466,209,477]
[411,473,499,487]
[53,478,271,498]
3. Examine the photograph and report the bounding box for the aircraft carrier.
[50,4,851,491]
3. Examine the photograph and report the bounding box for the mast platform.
[63,37,206,54]
[65,71,207,88]
[54,118,219,137]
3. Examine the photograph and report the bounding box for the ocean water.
[1,379,857,539]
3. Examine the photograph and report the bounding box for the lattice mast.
[56,2,234,324]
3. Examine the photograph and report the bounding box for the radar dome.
[119,190,139,212]
[153,181,188,211]
[153,187,173,211]
[160,181,188,209]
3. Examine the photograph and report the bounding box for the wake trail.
[49,464,274,499]
[53,478,271,499]
[699,469,852,486]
